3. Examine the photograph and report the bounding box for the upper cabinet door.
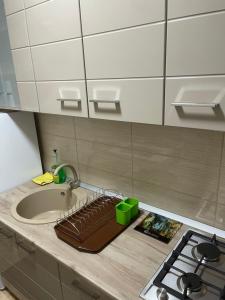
[26,0,81,46]
[166,12,225,76]
[168,0,225,19]
[84,23,165,79]
[80,0,165,35]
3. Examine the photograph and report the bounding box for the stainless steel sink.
[11,186,84,224]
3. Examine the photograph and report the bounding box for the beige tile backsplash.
[36,113,225,229]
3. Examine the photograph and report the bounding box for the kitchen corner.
[0,181,188,300]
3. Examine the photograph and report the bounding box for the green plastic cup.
[124,198,139,219]
[116,202,131,225]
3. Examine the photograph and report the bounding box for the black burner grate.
[153,230,225,300]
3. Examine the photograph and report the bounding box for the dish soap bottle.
[51,149,66,184]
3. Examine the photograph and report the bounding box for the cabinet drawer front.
[165,76,225,131]
[60,263,114,300]
[26,0,81,46]
[2,266,55,300]
[168,0,225,19]
[17,82,39,112]
[167,12,225,76]
[37,81,88,117]
[80,0,165,35]
[0,222,18,267]
[87,79,163,124]
[31,39,85,81]
[15,234,62,299]
[84,23,165,79]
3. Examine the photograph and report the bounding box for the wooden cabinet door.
[59,263,115,300]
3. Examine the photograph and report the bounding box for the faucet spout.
[53,163,80,190]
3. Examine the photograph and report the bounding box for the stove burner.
[196,242,220,262]
[180,273,202,294]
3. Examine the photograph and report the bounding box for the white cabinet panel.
[12,48,35,81]
[167,12,225,76]
[37,81,88,117]
[26,0,81,46]
[7,11,29,49]
[165,76,225,131]
[31,39,85,81]
[87,78,163,124]
[3,0,24,15]
[84,23,165,79]
[17,82,39,112]
[80,0,165,35]
[24,0,47,8]
[168,0,225,19]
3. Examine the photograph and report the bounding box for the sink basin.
[11,187,78,224]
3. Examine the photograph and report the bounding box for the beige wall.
[35,113,225,230]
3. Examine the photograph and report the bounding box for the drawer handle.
[72,280,100,299]
[57,98,81,103]
[17,240,35,254]
[89,99,120,104]
[171,102,219,108]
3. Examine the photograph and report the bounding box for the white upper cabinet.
[23,0,47,8]
[168,0,225,19]
[31,39,85,81]
[80,0,165,35]
[87,78,163,124]
[3,0,24,15]
[166,12,225,76]
[165,76,225,131]
[84,23,165,79]
[26,0,81,46]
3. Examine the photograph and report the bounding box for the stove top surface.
[140,230,225,300]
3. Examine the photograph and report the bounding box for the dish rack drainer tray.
[54,194,139,253]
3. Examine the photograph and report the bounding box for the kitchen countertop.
[0,182,189,300]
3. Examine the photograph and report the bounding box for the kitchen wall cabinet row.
[0,220,113,300]
[2,0,225,131]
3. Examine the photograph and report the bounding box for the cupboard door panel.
[3,0,24,16]
[31,39,85,81]
[165,76,225,131]
[80,0,165,35]
[37,81,88,117]
[59,263,114,300]
[168,0,225,19]
[26,0,81,46]
[84,23,165,79]
[167,12,225,76]
[15,233,63,300]
[17,82,39,112]
[87,78,163,124]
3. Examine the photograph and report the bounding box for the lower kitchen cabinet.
[87,78,163,124]
[59,263,115,300]
[165,75,225,131]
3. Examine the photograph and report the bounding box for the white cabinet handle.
[171,102,219,108]
[89,99,120,104]
[57,98,81,103]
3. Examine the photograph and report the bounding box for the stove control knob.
[157,288,168,300]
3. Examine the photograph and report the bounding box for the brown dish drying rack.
[54,189,139,253]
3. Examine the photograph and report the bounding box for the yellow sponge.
[32,172,54,186]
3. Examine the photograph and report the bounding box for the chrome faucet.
[53,163,80,190]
